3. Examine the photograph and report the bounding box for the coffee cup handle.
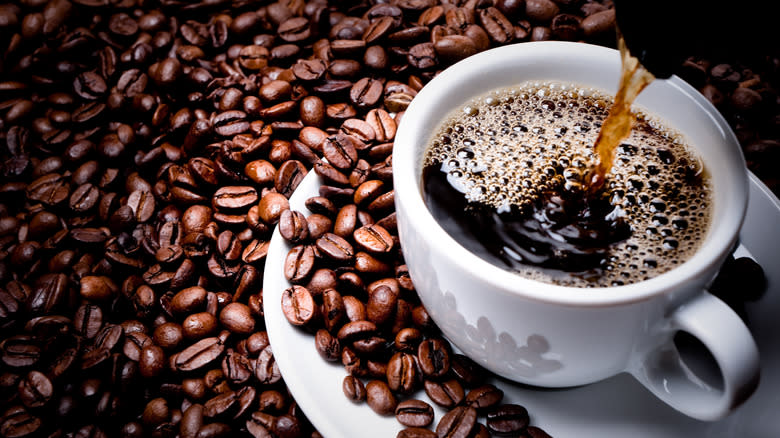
[629,292,760,421]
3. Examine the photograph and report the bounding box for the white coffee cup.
[393,41,760,421]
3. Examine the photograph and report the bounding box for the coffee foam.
[424,81,713,287]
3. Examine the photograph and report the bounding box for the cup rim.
[393,41,748,307]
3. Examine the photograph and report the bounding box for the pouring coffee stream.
[588,0,773,194]
[585,34,656,194]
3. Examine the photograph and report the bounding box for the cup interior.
[393,42,748,306]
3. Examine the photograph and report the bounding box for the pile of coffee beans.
[0,0,774,437]
[279,192,557,438]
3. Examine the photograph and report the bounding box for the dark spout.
[613,0,773,79]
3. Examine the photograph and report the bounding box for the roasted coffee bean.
[220,303,255,335]
[272,414,301,438]
[74,72,108,100]
[126,190,155,223]
[242,239,270,264]
[123,332,153,362]
[342,374,366,402]
[213,186,258,211]
[292,59,327,82]
[245,160,276,186]
[279,210,309,243]
[397,427,437,438]
[389,26,431,46]
[284,245,316,284]
[337,320,378,344]
[334,204,358,237]
[260,101,299,120]
[154,323,184,350]
[259,81,292,104]
[436,406,478,438]
[479,7,514,44]
[424,378,465,409]
[281,285,317,326]
[350,77,384,109]
[526,0,559,22]
[74,304,103,339]
[444,9,469,32]
[349,159,373,187]
[0,336,39,369]
[196,422,231,438]
[321,288,346,331]
[175,337,225,372]
[450,353,487,387]
[316,233,355,261]
[0,405,42,437]
[216,230,242,261]
[255,346,281,385]
[69,183,100,213]
[139,345,165,378]
[342,295,367,323]
[27,173,69,206]
[238,45,270,71]
[256,389,284,413]
[329,59,362,79]
[275,160,308,198]
[550,13,580,41]
[305,269,338,298]
[246,412,273,438]
[182,312,218,339]
[325,103,358,122]
[434,35,478,63]
[330,39,367,57]
[172,286,207,314]
[366,108,397,142]
[341,119,376,144]
[395,399,434,428]
[204,390,238,418]
[495,0,524,19]
[408,43,438,70]
[365,380,397,416]
[364,45,389,70]
[18,371,53,408]
[581,9,616,37]
[300,96,326,127]
[322,135,359,171]
[27,273,68,314]
[363,16,396,43]
[464,384,504,411]
[315,329,341,362]
[394,328,423,353]
[258,192,290,225]
[486,404,530,436]
[180,404,204,438]
[386,352,420,395]
[354,224,394,253]
[417,338,450,378]
[279,17,312,42]
[213,111,250,137]
[531,25,551,41]
[366,284,399,326]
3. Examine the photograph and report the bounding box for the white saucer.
[263,171,780,438]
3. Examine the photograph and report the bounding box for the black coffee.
[422,81,712,287]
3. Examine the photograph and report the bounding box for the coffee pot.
[613,0,771,79]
